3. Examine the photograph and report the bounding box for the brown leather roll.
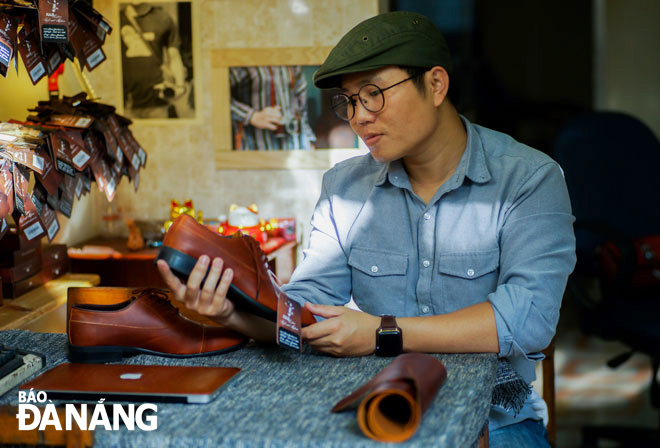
[332,353,447,443]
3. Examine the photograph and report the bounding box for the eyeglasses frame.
[331,73,422,121]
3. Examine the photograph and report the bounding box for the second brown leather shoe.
[156,214,316,326]
[68,288,248,363]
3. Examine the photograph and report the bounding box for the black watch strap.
[376,315,402,357]
[380,315,397,330]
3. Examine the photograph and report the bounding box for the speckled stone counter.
[0,330,497,447]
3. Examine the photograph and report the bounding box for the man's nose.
[352,99,376,125]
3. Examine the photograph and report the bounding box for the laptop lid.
[20,363,241,404]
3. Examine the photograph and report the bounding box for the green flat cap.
[313,11,452,89]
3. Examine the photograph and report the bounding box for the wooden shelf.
[0,274,100,331]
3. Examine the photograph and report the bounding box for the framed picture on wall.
[211,48,368,169]
[229,65,358,151]
[117,0,198,122]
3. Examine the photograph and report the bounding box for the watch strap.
[380,315,397,330]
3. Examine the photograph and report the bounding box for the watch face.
[376,329,402,357]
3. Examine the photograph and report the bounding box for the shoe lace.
[130,288,178,314]
[240,234,283,298]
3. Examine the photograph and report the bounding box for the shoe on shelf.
[68,287,248,363]
[156,214,316,326]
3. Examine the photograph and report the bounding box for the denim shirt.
[282,117,576,430]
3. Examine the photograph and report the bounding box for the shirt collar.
[461,115,491,184]
[375,159,408,188]
[374,115,491,188]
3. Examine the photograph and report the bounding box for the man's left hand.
[301,303,379,357]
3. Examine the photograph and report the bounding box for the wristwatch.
[375,315,403,357]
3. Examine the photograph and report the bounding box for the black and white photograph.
[119,1,195,120]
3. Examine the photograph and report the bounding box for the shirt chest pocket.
[348,247,408,315]
[436,250,500,312]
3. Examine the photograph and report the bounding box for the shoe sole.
[155,246,278,323]
[68,339,248,363]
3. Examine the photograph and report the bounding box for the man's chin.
[369,150,396,164]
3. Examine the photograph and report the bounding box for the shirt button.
[422,306,430,314]
[467,268,475,277]
[422,260,431,268]
[371,265,379,273]
[423,213,431,220]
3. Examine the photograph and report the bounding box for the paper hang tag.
[0,218,7,240]
[0,35,10,77]
[68,9,106,71]
[32,180,48,205]
[12,162,29,216]
[74,172,83,199]
[0,159,14,219]
[82,167,91,193]
[59,41,75,62]
[276,294,303,352]
[17,25,47,85]
[107,115,137,163]
[89,154,118,202]
[60,129,91,171]
[38,0,69,44]
[18,196,47,242]
[111,158,121,176]
[127,163,137,181]
[94,121,121,162]
[72,1,112,44]
[41,202,60,241]
[58,174,74,218]
[31,189,44,216]
[48,114,93,129]
[90,157,104,192]
[35,145,63,196]
[46,189,58,211]
[1,145,45,174]
[49,132,75,177]
[44,43,63,76]
[0,15,18,78]
[124,128,145,169]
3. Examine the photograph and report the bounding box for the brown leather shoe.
[68,288,248,363]
[67,286,225,329]
[156,214,316,326]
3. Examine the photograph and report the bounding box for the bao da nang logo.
[17,389,157,431]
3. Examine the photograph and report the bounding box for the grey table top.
[0,330,497,447]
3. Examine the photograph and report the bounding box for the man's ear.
[427,66,449,107]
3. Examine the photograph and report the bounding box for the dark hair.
[400,66,429,95]
[400,66,457,106]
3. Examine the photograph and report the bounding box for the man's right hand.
[249,106,282,131]
[156,256,235,324]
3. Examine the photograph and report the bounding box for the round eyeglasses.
[331,74,419,121]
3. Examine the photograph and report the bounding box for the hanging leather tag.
[41,203,60,241]
[17,26,47,85]
[0,159,14,218]
[38,0,69,44]
[0,15,18,78]
[68,10,105,71]
[17,198,47,242]
[276,293,303,352]
[35,145,63,196]
[49,132,75,177]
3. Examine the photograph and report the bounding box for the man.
[230,65,316,150]
[158,11,575,447]
[120,3,188,118]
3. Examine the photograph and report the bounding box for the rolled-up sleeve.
[229,68,255,125]
[282,169,352,307]
[488,162,576,359]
